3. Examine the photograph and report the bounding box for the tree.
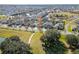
[41,29,67,54]
[0,36,32,54]
[66,34,79,51]
[58,23,64,30]
[73,49,79,54]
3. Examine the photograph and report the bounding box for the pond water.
[0,37,5,53]
[0,37,5,44]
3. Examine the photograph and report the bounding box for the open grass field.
[60,34,66,42]
[0,15,8,20]
[68,24,72,32]
[0,28,32,43]
[53,12,79,16]
[67,20,77,32]
[30,32,45,54]
[0,28,45,54]
[64,20,71,24]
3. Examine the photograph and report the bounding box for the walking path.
[28,33,35,44]
[60,19,78,54]
[62,40,72,54]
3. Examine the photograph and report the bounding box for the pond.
[0,37,5,53]
[0,37,5,44]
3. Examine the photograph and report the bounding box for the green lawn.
[68,24,72,32]
[0,28,32,43]
[0,15,8,20]
[0,28,45,54]
[30,32,45,54]
[60,34,66,42]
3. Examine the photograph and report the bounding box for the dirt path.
[62,41,72,54]
[28,33,35,44]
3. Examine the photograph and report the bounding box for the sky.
[0,0,79,4]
